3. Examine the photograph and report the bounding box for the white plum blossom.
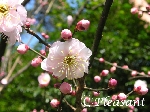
[0,0,27,44]
[134,80,147,88]
[41,38,92,80]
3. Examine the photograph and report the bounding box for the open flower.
[0,0,27,44]
[41,38,92,80]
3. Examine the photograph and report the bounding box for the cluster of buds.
[17,44,29,54]
[31,57,42,67]
[41,32,50,39]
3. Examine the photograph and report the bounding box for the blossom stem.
[126,90,134,97]
[63,98,76,111]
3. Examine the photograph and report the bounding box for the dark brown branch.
[129,75,150,80]
[23,27,51,47]
[22,0,30,6]
[89,0,113,68]
[63,99,76,111]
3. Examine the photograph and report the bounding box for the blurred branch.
[63,98,76,111]
[89,0,113,68]
[22,0,30,6]
[84,87,110,92]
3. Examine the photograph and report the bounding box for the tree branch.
[89,0,113,68]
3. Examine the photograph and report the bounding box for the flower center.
[0,4,9,16]
[63,55,76,66]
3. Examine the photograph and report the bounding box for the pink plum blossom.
[111,95,117,101]
[61,29,72,40]
[85,97,90,103]
[76,19,90,31]
[38,73,50,87]
[41,38,92,80]
[117,93,127,101]
[0,0,27,44]
[93,91,100,96]
[50,99,60,108]
[59,82,72,94]
[17,44,29,54]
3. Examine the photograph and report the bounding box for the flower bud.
[85,97,90,103]
[148,71,150,76]
[128,105,134,110]
[110,66,116,73]
[59,82,72,94]
[94,76,101,83]
[130,7,138,14]
[67,15,73,26]
[100,70,109,76]
[50,99,60,108]
[25,22,30,28]
[40,50,46,56]
[17,44,29,54]
[76,19,90,31]
[134,86,148,95]
[31,57,42,67]
[93,91,100,96]
[71,90,76,96]
[99,58,105,63]
[131,70,137,76]
[122,65,129,69]
[108,78,117,89]
[111,95,117,101]
[1,78,8,85]
[117,93,127,101]
[81,108,87,112]
[61,29,72,40]
[44,35,49,39]
[38,73,50,87]
[54,83,61,88]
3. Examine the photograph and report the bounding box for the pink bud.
[44,35,49,39]
[25,22,30,28]
[113,63,117,66]
[117,93,127,101]
[131,70,137,76]
[67,15,73,26]
[1,78,8,85]
[146,5,150,11]
[100,70,109,76]
[54,83,61,88]
[99,58,105,63]
[108,78,117,89]
[41,32,46,37]
[128,105,134,110]
[61,29,72,40]
[110,66,116,73]
[17,44,29,54]
[81,108,87,112]
[148,71,150,76]
[31,57,42,67]
[40,50,46,56]
[50,99,60,108]
[140,72,145,75]
[111,95,117,101]
[76,19,90,31]
[130,7,138,14]
[38,73,50,87]
[59,82,72,94]
[93,91,100,96]
[85,97,90,103]
[71,90,76,96]
[94,76,101,82]
[40,109,44,112]
[122,65,129,69]
[32,109,37,112]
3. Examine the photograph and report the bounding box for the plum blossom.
[41,38,92,80]
[0,0,27,44]
[38,73,50,87]
[134,80,148,95]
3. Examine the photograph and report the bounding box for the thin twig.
[63,98,76,111]
[84,87,110,92]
